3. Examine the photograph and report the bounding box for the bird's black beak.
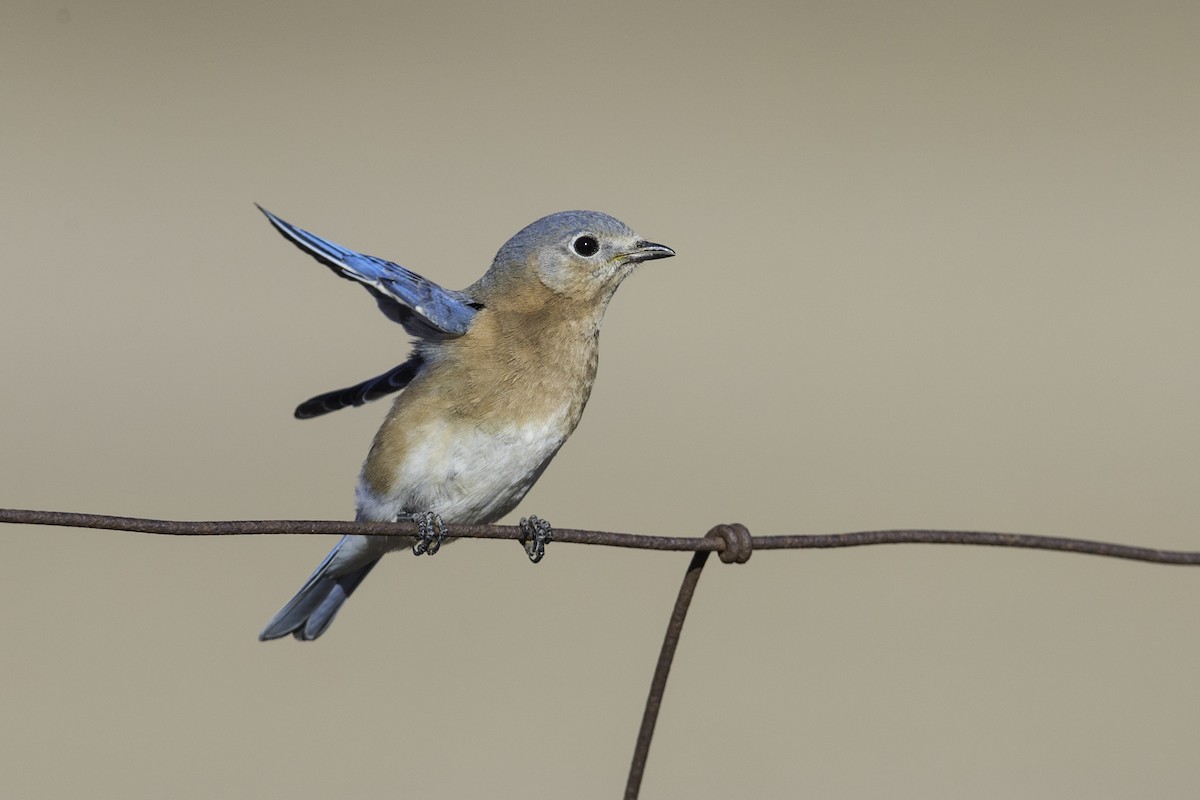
[626,240,676,264]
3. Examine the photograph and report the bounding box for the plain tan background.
[2,1,1198,797]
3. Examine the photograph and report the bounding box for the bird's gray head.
[477,210,674,305]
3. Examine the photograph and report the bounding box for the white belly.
[355,412,570,525]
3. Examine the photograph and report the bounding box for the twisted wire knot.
[707,523,752,564]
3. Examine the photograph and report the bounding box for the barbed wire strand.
[3,507,1198,799]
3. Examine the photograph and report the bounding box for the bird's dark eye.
[572,235,600,257]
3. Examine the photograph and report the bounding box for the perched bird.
[257,206,674,640]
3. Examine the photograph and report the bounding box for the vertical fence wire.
[625,549,711,800]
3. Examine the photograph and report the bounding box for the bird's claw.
[410,511,448,556]
[518,515,553,563]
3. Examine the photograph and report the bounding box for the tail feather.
[295,561,377,640]
[259,537,381,641]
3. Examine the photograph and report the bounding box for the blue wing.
[257,205,479,339]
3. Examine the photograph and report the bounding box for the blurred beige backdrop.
[2,1,1198,798]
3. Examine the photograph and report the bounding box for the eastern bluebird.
[257,206,674,640]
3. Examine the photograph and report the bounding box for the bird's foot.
[409,511,448,556]
[518,515,553,563]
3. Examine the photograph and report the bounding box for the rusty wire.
[3,507,1199,798]
[2,508,1199,564]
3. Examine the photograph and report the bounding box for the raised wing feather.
[257,205,478,339]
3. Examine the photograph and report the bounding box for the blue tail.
[259,537,381,641]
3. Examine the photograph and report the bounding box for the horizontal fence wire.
[2,508,1198,564]
[3,507,1198,799]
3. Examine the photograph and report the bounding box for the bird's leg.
[518,515,553,563]
[409,511,448,556]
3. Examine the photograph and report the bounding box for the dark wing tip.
[293,358,424,420]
